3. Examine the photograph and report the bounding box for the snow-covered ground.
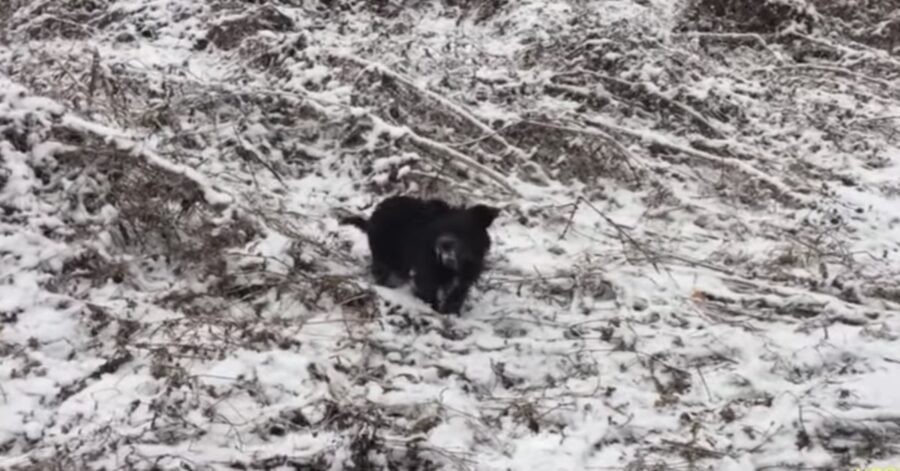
[1,0,899,469]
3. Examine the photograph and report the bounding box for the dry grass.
[48,129,257,282]
[1,0,898,469]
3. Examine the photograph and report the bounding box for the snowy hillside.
[1,0,900,469]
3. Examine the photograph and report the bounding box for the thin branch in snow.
[851,114,900,123]
[59,114,235,210]
[582,115,806,205]
[87,48,101,113]
[334,53,529,162]
[520,120,633,162]
[673,31,787,64]
[573,69,729,139]
[543,82,617,109]
[783,31,900,71]
[578,196,662,273]
[367,114,520,196]
[752,64,896,90]
[519,119,644,180]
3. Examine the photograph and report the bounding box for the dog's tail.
[339,215,369,233]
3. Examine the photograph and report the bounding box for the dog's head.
[422,199,453,218]
[432,204,500,271]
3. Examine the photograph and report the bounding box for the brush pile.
[1,0,899,469]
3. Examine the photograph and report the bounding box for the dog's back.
[347,195,453,286]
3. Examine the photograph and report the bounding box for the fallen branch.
[521,120,637,164]
[674,31,786,64]
[543,82,615,109]
[365,114,518,195]
[234,139,287,188]
[583,115,805,204]
[405,170,480,195]
[578,196,661,273]
[405,129,520,196]
[573,70,729,139]
[519,119,646,180]
[60,114,235,210]
[334,52,528,162]
[751,64,895,90]
[783,31,900,71]
[851,114,900,124]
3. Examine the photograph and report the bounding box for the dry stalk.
[851,114,900,123]
[577,196,662,273]
[87,48,100,112]
[367,114,520,196]
[59,114,234,210]
[570,70,729,139]
[751,64,895,90]
[334,52,528,162]
[783,31,900,71]
[583,115,805,205]
[543,82,617,108]
[520,119,642,176]
[673,31,787,63]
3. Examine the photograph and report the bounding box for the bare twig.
[367,114,519,195]
[335,53,528,162]
[752,64,895,90]
[696,366,713,402]
[851,114,900,124]
[520,119,638,165]
[573,70,729,139]
[582,115,805,204]
[559,200,579,240]
[60,114,235,209]
[87,48,101,112]
[674,31,786,64]
[233,139,287,188]
[783,31,900,70]
[577,196,661,273]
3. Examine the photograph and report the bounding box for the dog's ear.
[469,204,500,228]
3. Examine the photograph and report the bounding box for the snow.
[1,0,900,469]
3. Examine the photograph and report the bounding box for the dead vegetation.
[54,133,256,269]
[1,0,899,469]
[6,0,108,41]
[205,4,296,51]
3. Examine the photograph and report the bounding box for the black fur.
[411,203,499,314]
[340,196,499,314]
[340,196,453,288]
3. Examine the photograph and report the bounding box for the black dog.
[341,195,499,314]
[341,196,453,288]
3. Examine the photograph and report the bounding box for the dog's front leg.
[412,269,440,311]
[438,280,471,315]
[371,259,393,286]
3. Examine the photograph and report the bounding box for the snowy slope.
[1,0,900,469]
